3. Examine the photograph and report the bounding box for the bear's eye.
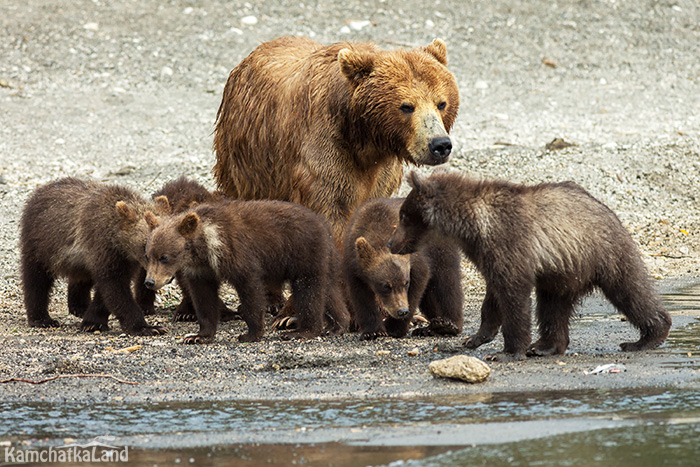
[399,103,415,114]
[437,101,447,111]
[404,280,410,289]
[382,283,393,292]
[159,255,169,264]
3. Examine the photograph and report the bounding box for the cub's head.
[338,39,459,166]
[115,195,171,268]
[355,237,411,320]
[388,172,435,255]
[143,211,199,291]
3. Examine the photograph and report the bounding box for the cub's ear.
[408,171,436,198]
[153,195,172,216]
[178,213,200,239]
[115,201,138,227]
[423,39,447,65]
[338,47,374,85]
[355,237,377,269]
[145,211,159,231]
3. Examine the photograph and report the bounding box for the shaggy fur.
[20,177,168,335]
[344,198,463,340]
[389,171,672,359]
[144,199,344,344]
[213,36,459,247]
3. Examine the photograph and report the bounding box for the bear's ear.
[423,39,447,66]
[408,171,436,198]
[145,211,159,231]
[338,48,374,85]
[116,201,138,227]
[153,195,172,216]
[355,237,377,269]
[178,213,200,239]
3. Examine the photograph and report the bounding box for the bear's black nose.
[429,136,452,162]
[144,278,156,290]
[396,307,410,318]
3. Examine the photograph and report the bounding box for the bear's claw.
[360,331,388,341]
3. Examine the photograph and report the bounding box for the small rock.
[375,350,390,357]
[407,348,419,356]
[347,20,371,31]
[545,137,576,151]
[241,15,258,25]
[83,22,99,31]
[428,355,491,383]
[542,58,557,68]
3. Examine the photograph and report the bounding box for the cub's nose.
[144,278,156,290]
[396,307,410,318]
[428,136,452,162]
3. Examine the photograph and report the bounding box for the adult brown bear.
[213,36,459,247]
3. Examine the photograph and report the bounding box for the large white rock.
[428,355,491,383]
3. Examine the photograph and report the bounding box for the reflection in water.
[3,388,700,441]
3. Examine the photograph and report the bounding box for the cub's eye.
[382,283,393,292]
[159,255,169,264]
[399,103,415,114]
[437,101,447,111]
[404,280,410,289]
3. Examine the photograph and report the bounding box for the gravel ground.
[1,0,699,403]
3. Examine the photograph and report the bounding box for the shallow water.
[2,387,700,465]
[2,282,700,466]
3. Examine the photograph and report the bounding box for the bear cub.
[143,198,344,344]
[344,198,463,340]
[133,176,237,323]
[20,177,168,335]
[389,171,672,360]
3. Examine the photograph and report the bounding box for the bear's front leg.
[184,276,222,344]
[95,269,167,336]
[498,285,533,358]
[463,288,501,349]
[80,290,110,332]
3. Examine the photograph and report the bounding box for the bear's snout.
[428,136,452,163]
[144,278,156,290]
[396,307,410,318]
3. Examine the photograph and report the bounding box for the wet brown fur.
[213,36,459,247]
[344,198,463,340]
[389,171,672,359]
[20,177,168,335]
[144,199,343,344]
